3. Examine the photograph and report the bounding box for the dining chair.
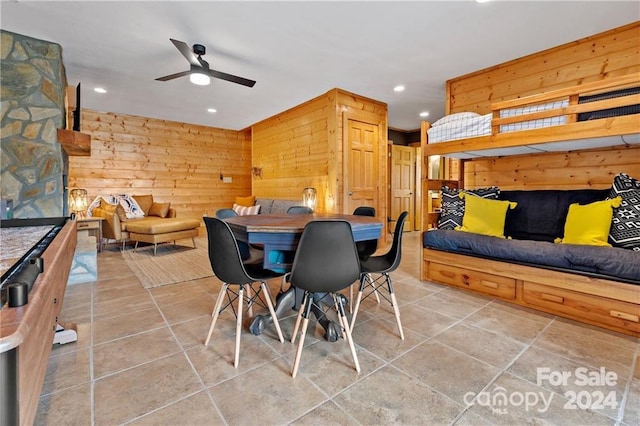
[203,217,285,368]
[350,206,380,311]
[214,208,254,262]
[350,211,408,340]
[286,205,313,214]
[289,220,361,378]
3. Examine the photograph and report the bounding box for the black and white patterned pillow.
[608,173,640,251]
[437,186,500,230]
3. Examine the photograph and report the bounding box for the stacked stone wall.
[1,30,67,218]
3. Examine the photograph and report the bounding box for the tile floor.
[37,232,639,425]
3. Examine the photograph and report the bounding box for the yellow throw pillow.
[235,195,256,207]
[148,202,171,218]
[455,193,517,238]
[557,197,622,246]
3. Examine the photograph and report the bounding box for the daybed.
[91,194,201,255]
[422,183,640,337]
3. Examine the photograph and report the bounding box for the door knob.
[348,191,353,196]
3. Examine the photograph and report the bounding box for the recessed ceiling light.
[394,85,405,92]
[94,87,107,93]
[419,111,429,117]
[207,108,217,113]
[475,0,491,3]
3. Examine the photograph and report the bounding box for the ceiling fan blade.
[155,70,191,81]
[170,38,200,67]
[207,69,256,88]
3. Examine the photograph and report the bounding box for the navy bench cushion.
[423,229,640,284]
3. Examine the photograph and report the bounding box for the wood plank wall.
[251,88,388,219]
[68,110,251,227]
[447,21,640,114]
[251,93,331,211]
[463,145,640,190]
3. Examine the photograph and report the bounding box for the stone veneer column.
[1,30,67,218]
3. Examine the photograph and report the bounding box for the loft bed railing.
[422,73,640,159]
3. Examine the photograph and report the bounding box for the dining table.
[223,213,383,340]
[224,213,383,271]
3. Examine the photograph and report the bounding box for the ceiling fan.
[155,39,256,88]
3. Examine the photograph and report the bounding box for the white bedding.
[428,100,569,143]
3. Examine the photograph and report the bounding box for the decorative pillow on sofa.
[608,173,640,251]
[148,202,171,218]
[438,186,500,230]
[455,194,517,238]
[232,203,260,216]
[133,194,154,216]
[87,194,144,219]
[235,195,256,207]
[557,197,622,246]
[99,199,128,222]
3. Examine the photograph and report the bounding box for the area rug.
[122,238,213,289]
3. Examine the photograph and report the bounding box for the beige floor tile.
[508,345,627,420]
[466,372,615,425]
[465,305,551,343]
[93,292,156,321]
[94,353,203,425]
[187,325,283,387]
[36,383,92,425]
[93,327,181,379]
[415,291,486,319]
[623,378,640,425]
[158,293,216,324]
[290,400,358,425]
[171,315,212,350]
[150,278,215,307]
[287,337,386,397]
[351,316,428,361]
[127,390,225,425]
[534,322,636,378]
[394,303,459,339]
[333,365,463,424]
[41,348,91,395]
[49,321,91,355]
[92,307,166,344]
[208,358,327,425]
[434,322,526,369]
[394,341,501,405]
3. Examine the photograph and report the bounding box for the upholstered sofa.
[231,196,306,215]
[91,194,201,255]
[422,182,640,336]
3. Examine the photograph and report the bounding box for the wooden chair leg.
[205,283,228,346]
[386,274,405,340]
[261,282,284,343]
[246,285,253,318]
[291,295,307,344]
[234,285,244,368]
[336,292,360,373]
[350,275,366,333]
[291,316,309,378]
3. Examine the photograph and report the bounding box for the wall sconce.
[302,187,317,211]
[69,188,88,219]
[251,167,263,178]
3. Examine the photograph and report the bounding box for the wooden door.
[344,119,379,215]
[391,145,415,231]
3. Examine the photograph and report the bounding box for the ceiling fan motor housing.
[193,44,206,56]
